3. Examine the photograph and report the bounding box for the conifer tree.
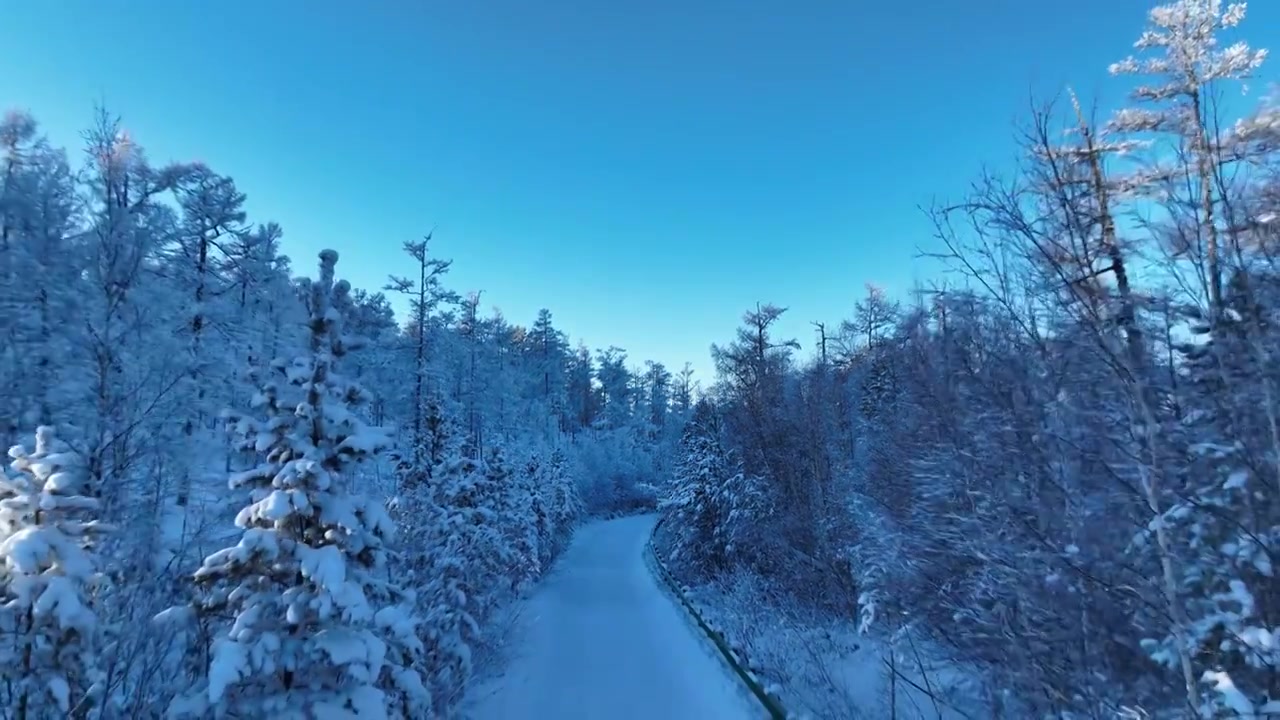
[545,449,582,557]
[421,452,486,711]
[523,453,552,579]
[0,426,109,717]
[662,402,732,575]
[187,250,428,718]
[488,445,540,593]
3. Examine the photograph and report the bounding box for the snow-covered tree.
[672,362,696,416]
[436,448,512,622]
[595,347,633,430]
[185,249,428,718]
[419,519,478,715]
[420,452,491,710]
[1108,0,1268,318]
[0,426,109,717]
[660,400,766,577]
[522,453,553,573]
[642,360,671,431]
[384,406,477,718]
[661,401,731,576]
[544,449,582,556]
[524,309,569,432]
[1152,268,1280,716]
[489,445,540,593]
[564,343,598,432]
[169,164,246,510]
[385,232,458,473]
[78,107,190,525]
[0,112,80,442]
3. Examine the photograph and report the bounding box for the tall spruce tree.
[185,250,428,718]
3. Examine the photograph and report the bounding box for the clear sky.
[2,0,1276,382]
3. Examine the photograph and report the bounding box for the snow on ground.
[682,569,994,720]
[464,514,764,720]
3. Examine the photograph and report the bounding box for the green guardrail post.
[646,516,789,720]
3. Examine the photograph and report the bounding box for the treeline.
[660,2,1280,717]
[0,108,678,717]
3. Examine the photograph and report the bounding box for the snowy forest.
[4,0,1280,719]
[0,105,689,716]
[655,3,1280,720]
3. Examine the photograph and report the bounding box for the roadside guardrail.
[645,516,789,720]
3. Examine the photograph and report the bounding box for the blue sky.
[2,0,1277,382]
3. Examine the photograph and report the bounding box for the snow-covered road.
[465,514,761,719]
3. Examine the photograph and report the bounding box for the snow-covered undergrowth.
[644,531,784,715]
[672,567,993,720]
[463,584,532,686]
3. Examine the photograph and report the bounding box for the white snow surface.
[465,514,763,719]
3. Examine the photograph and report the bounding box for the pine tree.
[437,449,512,623]
[662,402,732,575]
[524,453,552,574]
[419,520,477,715]
[422,453,487,712]
[662,401,768,577]
[186,250,428,718]
[388,396,463,582]
[0,426,109,717]
[489,445,540,593]
[595,347,634,430]
[384,427,479,718]
[545,449,582,557]
[384,232,457,477]
[564,343,598,432]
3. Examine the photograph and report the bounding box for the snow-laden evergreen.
[419,472,481,711]
[433,451,511,635]
[661,400,736,577]
[0,427,109,717]
[177,250,428,718]
[545,449,584,555]
[486,445,539,594]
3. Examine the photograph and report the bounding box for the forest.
[2,0,1279,718]
[654,2,1280,718]
[0,105,687,716]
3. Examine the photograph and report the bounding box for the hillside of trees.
[655,2,1280,717]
